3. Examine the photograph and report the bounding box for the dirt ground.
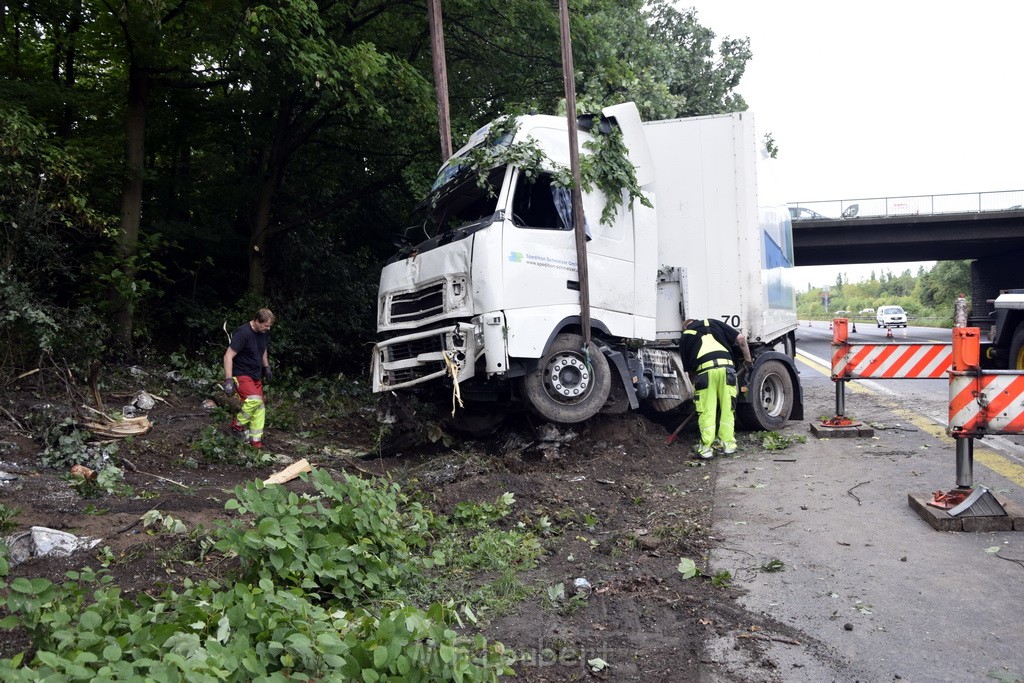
[0,365,809,681]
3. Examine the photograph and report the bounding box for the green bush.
[215,470,436,604]
[0,567,512,681]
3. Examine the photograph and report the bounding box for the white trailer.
[370,103,803,432]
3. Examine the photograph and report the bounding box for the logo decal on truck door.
[507,252,578,272]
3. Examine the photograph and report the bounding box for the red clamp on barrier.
[832,318,848,345]
[928,488,972,510]
[951,327,981,372]
[821,415,860,428]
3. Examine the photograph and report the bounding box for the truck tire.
[737,359,794,431]
[520,333,611,424]
[1010,324,1024,370]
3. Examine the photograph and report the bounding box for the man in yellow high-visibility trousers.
[679,318,753,459]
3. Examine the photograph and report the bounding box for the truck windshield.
[413,166,507,239]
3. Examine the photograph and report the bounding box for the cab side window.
[511,172,568,230]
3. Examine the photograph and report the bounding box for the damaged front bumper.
[371,322,482,392]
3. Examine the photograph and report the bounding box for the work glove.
[223,379,235,396]
[743,359,754,372]
[262,365,272,382]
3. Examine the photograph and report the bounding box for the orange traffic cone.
[885,326,893,339]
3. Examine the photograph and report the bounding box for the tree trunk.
[110,62,147,354]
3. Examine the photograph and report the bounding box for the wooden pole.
[427,0,453,162]
[557,0,591,347]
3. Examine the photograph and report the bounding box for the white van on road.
[877,305,908,328]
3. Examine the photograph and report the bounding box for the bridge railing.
[791,189,1024,220]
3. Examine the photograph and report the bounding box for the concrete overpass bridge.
[789,189,1024,323]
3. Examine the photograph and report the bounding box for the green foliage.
[0,569,512,681]
[141,510,187,534]
[190,426,272,467]
[409,493,542,620]
[578,125,654,225]
[710,570,733,588]
[0,472,516,681]
[32,414,120,471]
[0,504,20,533]
[798,262,970,327]
[575,2,751,119]
[451,492,516,529]
[677,557,698,579]
[758,431,806,451]
[71,465,131,499]
[761,558,785,573]
[216,470,434,604]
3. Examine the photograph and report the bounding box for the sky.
[685,0,1024,290]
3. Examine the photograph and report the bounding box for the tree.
[916,260,970,309]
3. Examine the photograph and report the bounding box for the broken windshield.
[412,166,507,240]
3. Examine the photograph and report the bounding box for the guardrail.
[791,189,1024,220]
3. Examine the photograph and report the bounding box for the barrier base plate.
[809,422,874,439]
[909,492,1024,532]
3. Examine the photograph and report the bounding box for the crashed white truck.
[370,103,803,433]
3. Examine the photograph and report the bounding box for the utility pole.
[557,0,591,347]
[427,0,452,162]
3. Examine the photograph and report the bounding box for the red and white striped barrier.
[949,373,1024,437]
[832,342,952,380]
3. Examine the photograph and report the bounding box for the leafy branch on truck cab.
[459,112,652,226]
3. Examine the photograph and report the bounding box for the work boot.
[723,442,738,455]
[712,439,725,452]
[249,440,263,449]
[692,443,714,460]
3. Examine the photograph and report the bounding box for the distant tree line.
[797,261,971,326]
[1,0,752,380]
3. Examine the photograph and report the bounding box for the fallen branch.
[994,553,1024,571]
[0,404,25,430]
[847,480,870,505]
[80,404,119,423]
[88,360,105,414]
[120,456,189,489]
[737,633,801,646]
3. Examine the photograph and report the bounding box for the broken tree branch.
[120,456,188,489]
[847,480,870,505]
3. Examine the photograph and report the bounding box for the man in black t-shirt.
[223,308,275,448]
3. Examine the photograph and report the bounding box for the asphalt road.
[707,323,1024,682]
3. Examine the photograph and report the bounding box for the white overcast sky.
[685,0,1024,290]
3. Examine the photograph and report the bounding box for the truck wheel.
[737,359,794,431]
[1009,324,1024,370]
[520,333,611,424]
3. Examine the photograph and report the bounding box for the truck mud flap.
[603,348,640,410]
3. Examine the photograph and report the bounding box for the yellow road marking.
[797,350,1024,488]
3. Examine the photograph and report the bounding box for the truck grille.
[385,335,444,362]
[381,334,446,386]
[389,283,444,324]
